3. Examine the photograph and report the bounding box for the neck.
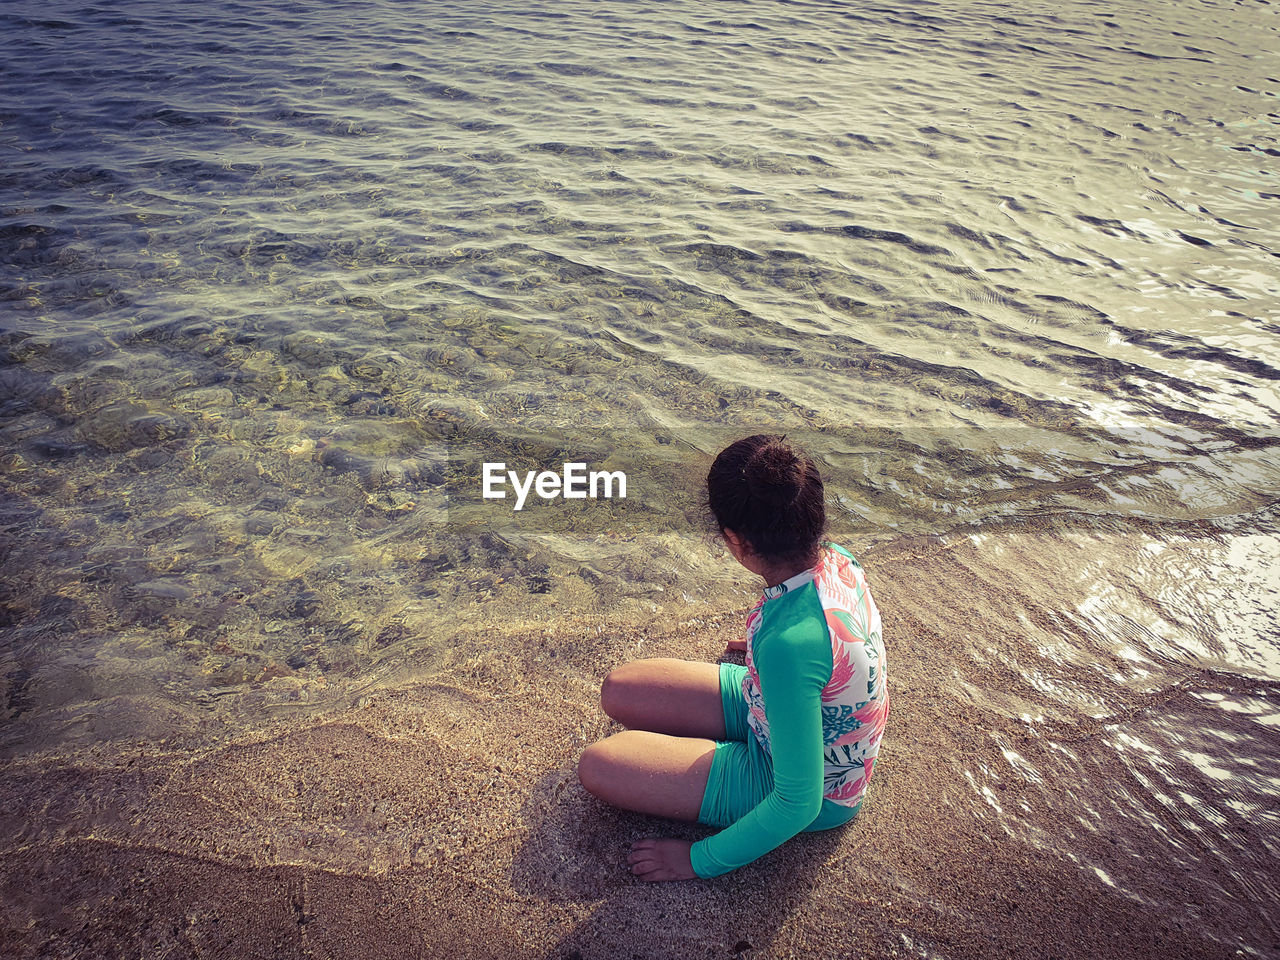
[757,550,819,587]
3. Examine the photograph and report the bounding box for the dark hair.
[707,434,826,567]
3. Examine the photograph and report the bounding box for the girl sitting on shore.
[578,434,890,880]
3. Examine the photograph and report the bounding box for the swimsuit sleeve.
[689,622,831,878]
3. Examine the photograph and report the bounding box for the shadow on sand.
[508,765,851,960]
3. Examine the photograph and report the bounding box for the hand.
[627,838,696,882]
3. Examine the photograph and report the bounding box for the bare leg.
[600,658,726,740]
[577,729,716,821]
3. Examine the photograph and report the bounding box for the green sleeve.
[689,617,832,878]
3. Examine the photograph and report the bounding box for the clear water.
[1,0,1279,953]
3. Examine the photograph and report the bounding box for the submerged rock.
[77,402,191,452]
[316,443,445,490]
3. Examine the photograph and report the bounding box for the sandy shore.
[2,514,1278,959]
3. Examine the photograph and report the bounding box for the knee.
[577,741,613,798]
[599,666,626,721]
[598,659,649,722]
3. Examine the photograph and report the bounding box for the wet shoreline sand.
[3,509,1278,959]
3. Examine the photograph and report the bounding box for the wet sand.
[2,512,1278,959]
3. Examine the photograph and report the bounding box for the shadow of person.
[509,765,850,960]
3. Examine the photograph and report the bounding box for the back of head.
[707,434,826,567]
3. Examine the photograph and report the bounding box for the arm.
[690,623,831,878]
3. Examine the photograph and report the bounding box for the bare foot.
[627,838,696,882]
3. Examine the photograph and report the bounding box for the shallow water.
[1,0,1279,954]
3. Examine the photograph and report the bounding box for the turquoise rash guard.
[690,582,839,878]
[688,543,888,879]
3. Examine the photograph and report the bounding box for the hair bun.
[707,433,826,564]
[745,440,803,507]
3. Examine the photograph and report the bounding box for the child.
[578,434,889,880]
